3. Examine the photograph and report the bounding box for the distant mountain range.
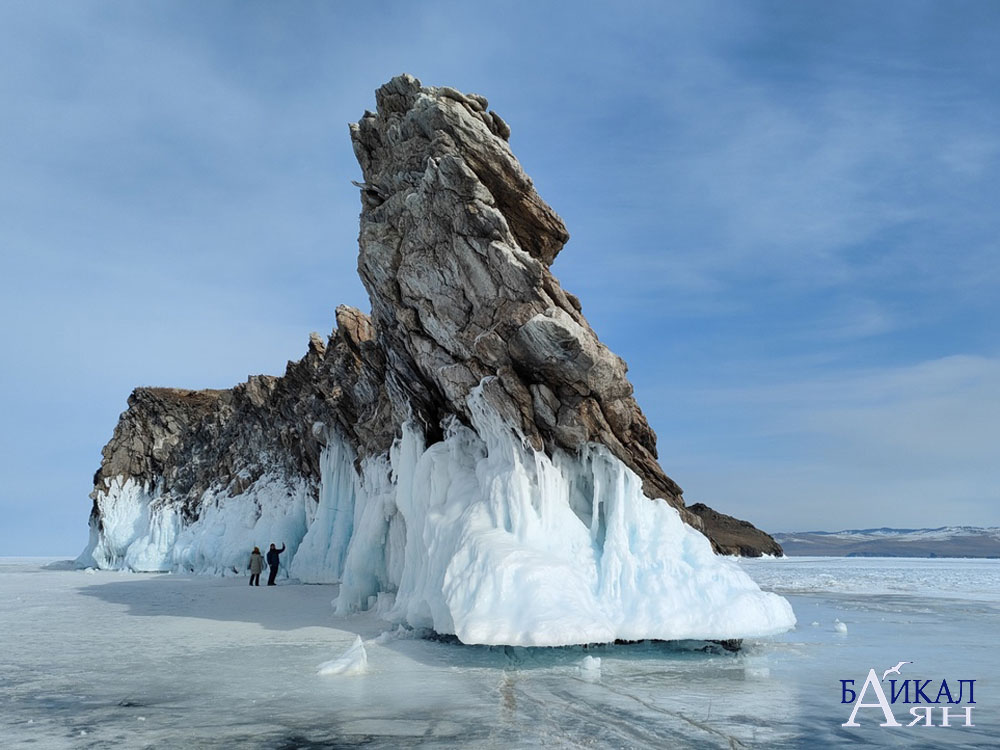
[772,527,1000,558]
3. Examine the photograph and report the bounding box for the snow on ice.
[78,385,795,645]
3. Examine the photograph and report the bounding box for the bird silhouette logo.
[881,661,911,681]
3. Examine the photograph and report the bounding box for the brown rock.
[687,503,785,557]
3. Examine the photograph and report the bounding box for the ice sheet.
[2,557,996,749]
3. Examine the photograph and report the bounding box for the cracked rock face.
[87,74,781,558]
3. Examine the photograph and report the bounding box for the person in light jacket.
[266,542,286,586]
[248,546,264,586]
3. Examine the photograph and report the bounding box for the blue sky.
[1,1,998,554]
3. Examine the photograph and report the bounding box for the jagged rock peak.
[351,74,568,266]
[348,73,686,512]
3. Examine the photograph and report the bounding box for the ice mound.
[331,386,795,646]
[579,655,602,681]
[317,636,368,676]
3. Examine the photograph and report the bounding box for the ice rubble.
[317,635,368,676]
[579,655,602,682]
[79,384,795,645]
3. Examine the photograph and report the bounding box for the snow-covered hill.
[773,527,1000,557]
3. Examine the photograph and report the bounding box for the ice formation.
[81,385,794,645]
[80,474,313,577]
[317,636,368,676]
[579,655,602,681]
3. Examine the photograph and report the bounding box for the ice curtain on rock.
[79,76,796,645]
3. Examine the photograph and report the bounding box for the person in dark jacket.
[248,546,263,586]
[266,542,286,586]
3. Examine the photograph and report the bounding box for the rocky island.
[79,75,794,646]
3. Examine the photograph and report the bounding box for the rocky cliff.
[90,306,377,525]
[81,76,792,645]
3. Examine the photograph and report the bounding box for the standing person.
[266,542,286,586]
[248,546,263,586]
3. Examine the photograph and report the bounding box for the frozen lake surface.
[2,557,996,748]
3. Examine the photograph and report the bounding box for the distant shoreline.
[772,526,1000,558]
[773,553,1000,559]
